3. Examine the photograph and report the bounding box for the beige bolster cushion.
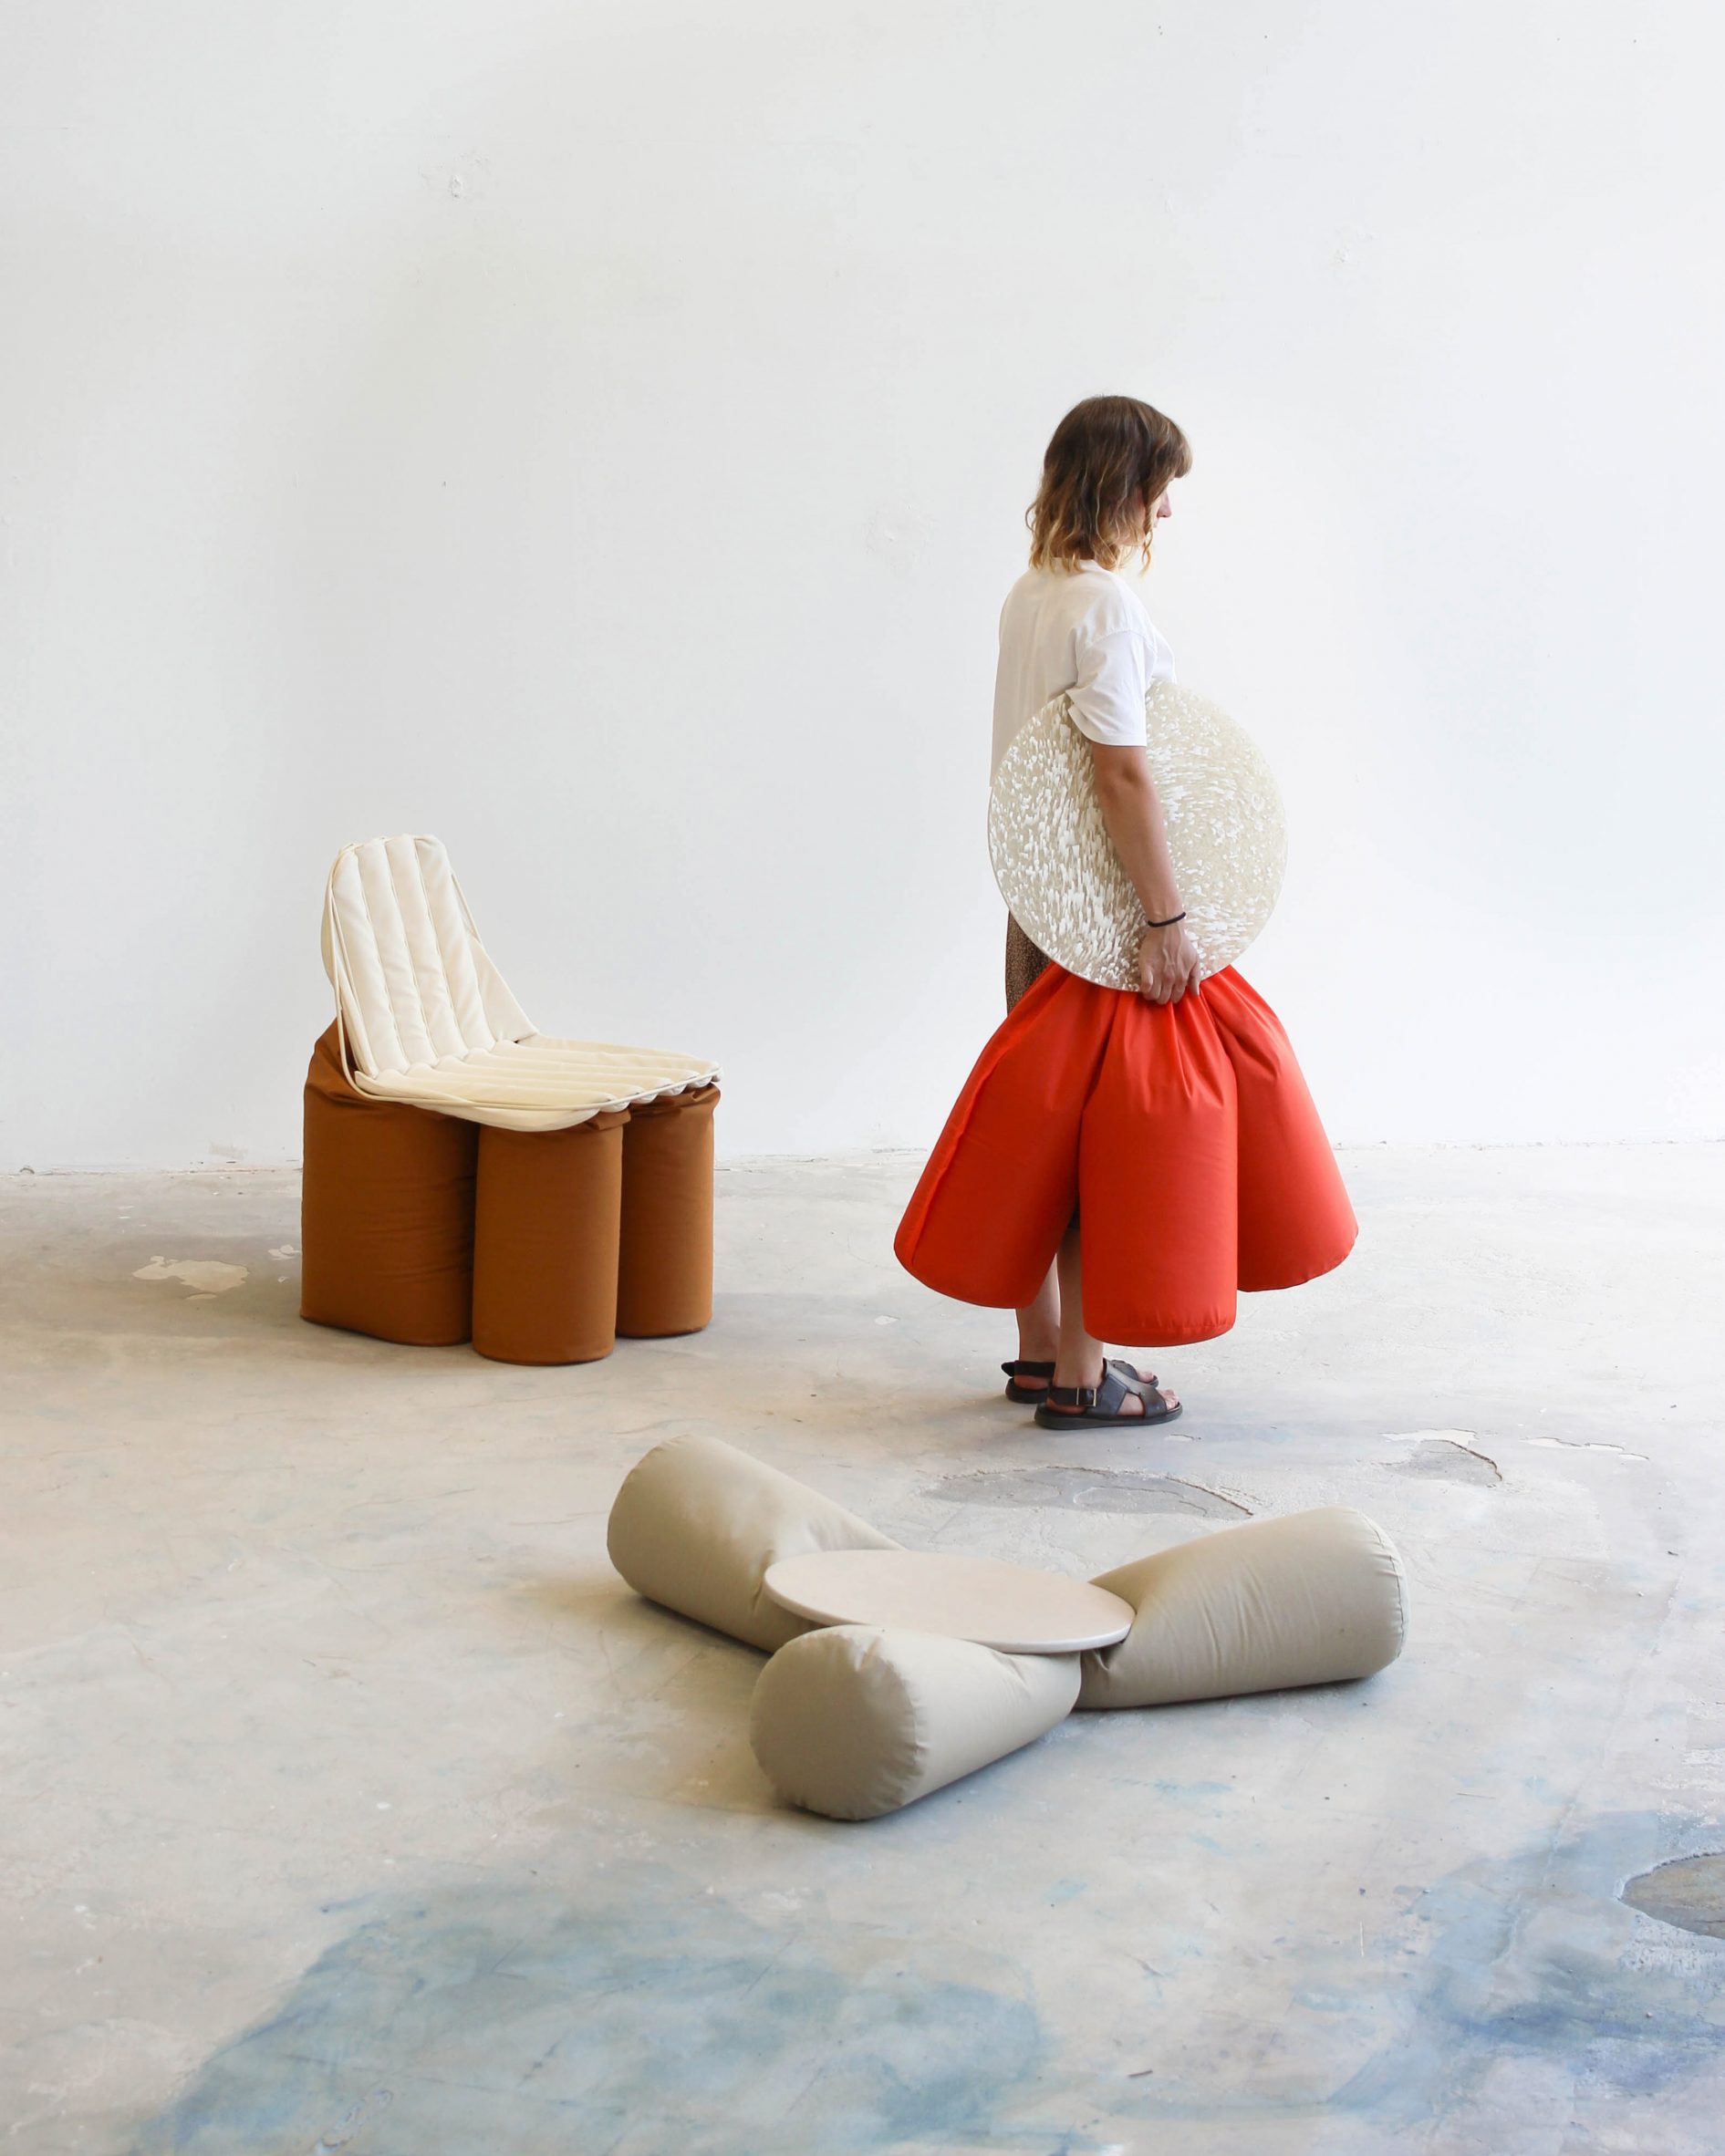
[1077,1506,1407,1711]
[606,1435,901,1653]
[751,1625,1080,1820]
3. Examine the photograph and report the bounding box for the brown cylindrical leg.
[616,1084,719,1338]
[471,1113,628,1364]
[299,1024,477,1346]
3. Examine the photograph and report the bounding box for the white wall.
[5,0,1722,1167]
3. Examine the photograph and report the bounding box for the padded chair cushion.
[323,834,718,1131]
[606,1436,901,1653]
[349,1036,720,1132]
[750,1626,1080,1820]
[1077,1507,1407,1710]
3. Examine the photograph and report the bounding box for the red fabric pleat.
[893,963,1356,1346]
[890,960,1107,1311]
[1211,969,1358,1293]
[1078,985,1241,1342]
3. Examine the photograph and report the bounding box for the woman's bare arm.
[1089,741,1201,1003]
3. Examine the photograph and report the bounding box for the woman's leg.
[1013,1259,1060,1387]
[1046,1219,1179,1418]
[1003,916,1060,1388]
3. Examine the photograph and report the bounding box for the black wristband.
[1146,910,1187,928]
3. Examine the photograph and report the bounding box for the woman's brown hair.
[1027,395,1192,571]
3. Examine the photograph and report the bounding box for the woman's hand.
[1138,920,1201,1004]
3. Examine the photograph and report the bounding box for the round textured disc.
[988,680,1287,989]
[763,1550,1134,1655]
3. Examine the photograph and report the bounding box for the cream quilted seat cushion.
[321,834,720,1133]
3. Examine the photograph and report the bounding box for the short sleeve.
[1068,627,1148,749]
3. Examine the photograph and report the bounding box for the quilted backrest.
[322,834,535,1076]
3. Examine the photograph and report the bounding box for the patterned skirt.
[1004,915,1051,1012]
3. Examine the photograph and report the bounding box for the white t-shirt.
[991,559,1176,780]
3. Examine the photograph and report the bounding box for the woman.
[895,396,1356,1429]
[995,395,1195,1428]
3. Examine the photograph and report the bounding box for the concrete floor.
[3,1143,1723,2154]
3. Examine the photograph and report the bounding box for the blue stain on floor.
[1103,1809,1725,2140]
[128,1866,1095,2156]
[1327,1810,1725,2125]
[126,1818,1725,2151]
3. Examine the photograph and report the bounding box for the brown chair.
[301,834,720,1363]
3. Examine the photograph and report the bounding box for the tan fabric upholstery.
[299,1023,477,1346]
[604,1438,1408,1821]
[300,1031,720,1364]
[750,1626,1080,1821]
[606,1436,901,1653]
[471,1114,629,1365]
[616,1085,719,1338]
[1077,1507,1407,1710]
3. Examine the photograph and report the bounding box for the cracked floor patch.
[923,1466,1251,1518]
[1621,1853,1725,1938]
[1526,1435,1648,1461]
[132,1257,249,1295]
[1387,1437,1502,1486]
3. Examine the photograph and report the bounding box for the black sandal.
[1001,1358,1055,1404]
[1034,1360,1181,1429]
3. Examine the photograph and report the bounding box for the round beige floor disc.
[988,679,1287,990]
[763,1549,1134,1655]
